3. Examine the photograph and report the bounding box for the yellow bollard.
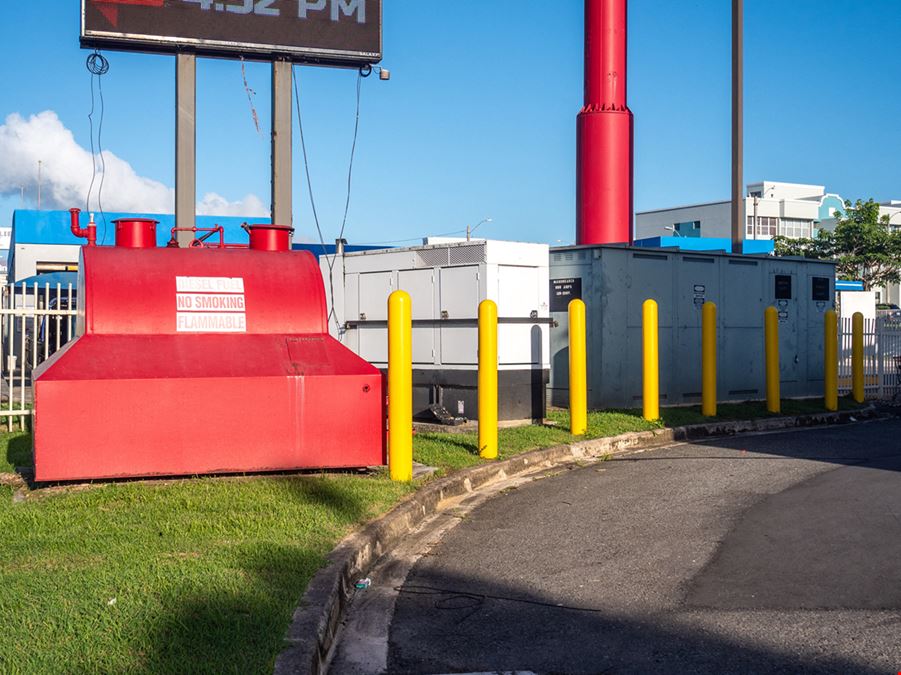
[642,299,659,421]
[478,299,498,459]
[852,311,864,403]
[388,290,413,481]
[701,301,717,417]
[764,306,780,413]
[568,299,587,435]
[824,309,838,411]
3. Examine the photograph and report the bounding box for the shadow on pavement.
[686,450,901,610]
[618,414,901,473]
[388,567,887,674]
[388,420,901,674]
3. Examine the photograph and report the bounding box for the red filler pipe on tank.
[114,218,159,248]
[69,208,97,247]
[576,0,634,245]
[244,223,294,252]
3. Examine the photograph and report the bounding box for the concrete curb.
[274,405,879,675]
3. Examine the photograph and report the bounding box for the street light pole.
[663,225,683,238]
[466,217,492,241]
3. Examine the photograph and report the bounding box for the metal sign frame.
[80,0,382,66]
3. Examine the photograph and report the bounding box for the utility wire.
[293,66,340,334]
[338,74,362,242]
[292,68,367,335]
[85,51,110,244]
[85,62,98,214]
[97,67,108,244]
[358,229,468,246]
[292,67,327,253]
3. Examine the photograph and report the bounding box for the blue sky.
[1,0,899,246]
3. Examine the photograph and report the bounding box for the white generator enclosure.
[321,240,551,421]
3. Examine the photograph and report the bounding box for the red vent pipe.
[576,0,633,245]
[69,208,97,247]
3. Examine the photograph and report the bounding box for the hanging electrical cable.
[338,73,362,242]
[292,66,368,335]
[292,67,327,253]
[96,63,109,244]
[293,66,341,334]
[85,50,110,244]
[240,56,261,134]
[358,229,468,246]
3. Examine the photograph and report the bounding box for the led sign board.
[81,0,381,65]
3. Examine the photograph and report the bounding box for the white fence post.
[0,281,78,432]
[877,316,885,399]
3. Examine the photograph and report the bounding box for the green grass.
[0,395,863,672]
[652,396,861,428]
[413,409,661,471]
[413,397,863,472]
[0,430,31,473]
[0,471,413,673]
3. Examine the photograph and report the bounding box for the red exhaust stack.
[576,0,634,245]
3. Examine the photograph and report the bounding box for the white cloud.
[196,192,268,217]
[0,111,266,217]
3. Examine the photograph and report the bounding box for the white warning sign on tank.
[176,276,246,332]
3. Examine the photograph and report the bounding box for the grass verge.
[414,397,861,472]
[0,470,413,674]
[0,396,861,672]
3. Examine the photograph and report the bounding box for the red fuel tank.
[33,244,384,482]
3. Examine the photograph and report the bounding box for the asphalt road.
[386,419,901,674]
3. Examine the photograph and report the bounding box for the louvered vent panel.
[447,244,486,266]
[416,248,449,267]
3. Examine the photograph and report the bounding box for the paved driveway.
[386,419,901,674]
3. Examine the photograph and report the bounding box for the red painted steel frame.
[576,0,633,245]
[33,246,384,481]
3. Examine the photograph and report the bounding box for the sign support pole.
[271,59,292,227]
[731,0,744,253]
[176,53,196,247]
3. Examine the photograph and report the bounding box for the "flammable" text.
[176,312,247,333]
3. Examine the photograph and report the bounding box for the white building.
[635,181,845,242]
[635,182,901,305]
[0,227,11,283]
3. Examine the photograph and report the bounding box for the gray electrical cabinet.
[549,245,836,409]
[322,239,551,421]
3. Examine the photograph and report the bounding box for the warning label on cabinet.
[175,276,246,332]
[550,278,582,312]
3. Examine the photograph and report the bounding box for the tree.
[773,199,901,290]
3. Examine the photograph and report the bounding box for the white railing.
[838,315,901,400]
[1,282,77,431]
